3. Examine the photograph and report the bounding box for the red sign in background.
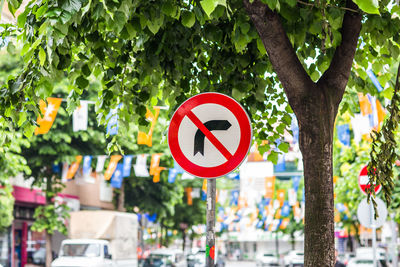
[358,165,381,195]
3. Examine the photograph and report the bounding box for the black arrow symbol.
[194,120,232,156]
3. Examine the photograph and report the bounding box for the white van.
[51,239,114,267]
[142,249,186,267]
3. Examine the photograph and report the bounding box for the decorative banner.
[230,190,239,206]
[122,155,133,177]
[35,97,63,135]
[137,107,160,147]
[82,156,92,177]
[149,153,162,175]
[66,155,83,179]
[110,163,124,188]
[168,161,185,183]
[376,99,386,128]
[265,176,275,198]
[218,190,228,204]
[181,172,195,180]
[104,155,123,180]
[134,154,150,177]
[96,155,107,172]
[291,114,299,144]
[292,176,301,192]
[367,69,383,92]
[351,114,371,143]
[185,187,193,205]
[274,154,286,172]
[281,201,291,217]
[280,218,290,230]
[358,93,373,116]
[168,168,179,183]
[152,167,166,183]
[366,94,379,128]
[192,188,201,198]
[73,101,88,132]
[227,172,240,180]
[106,104,121,135]
[276,189,285,207]
[61,162,69,182]
[288,188,297,206]
[274,208,281,219]
[337,124,350,146]
[293,202,302,222]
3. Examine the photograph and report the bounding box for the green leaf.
[267,151,279,164]
[39,47,46,66]
[147,14,164,34]
[278,142,290,153]
[256,38,266,55]
[61,0,82,14]
[76,76,89,89]
[353,0,379,14]
[181,11,195,28]
[200,0,218,17]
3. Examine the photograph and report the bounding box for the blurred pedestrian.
[335,249,345,267]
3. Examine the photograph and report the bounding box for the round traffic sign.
[168,93,252,178]
[358,165,381,195]
[357,197,387,228]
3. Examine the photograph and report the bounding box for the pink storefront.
[8,186,78,267]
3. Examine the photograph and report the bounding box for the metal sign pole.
[206,178,216,267]
[369,200,377,267]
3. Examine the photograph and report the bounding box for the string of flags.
[34,98,162,148]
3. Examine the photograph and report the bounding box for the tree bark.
[243,0,362,266]
[45,231,52,267]
[182,230,186,252]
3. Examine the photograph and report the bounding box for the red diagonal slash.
[186,110,233,160]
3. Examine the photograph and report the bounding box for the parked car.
[143,249,186,267]
[256,252,280,266]
[355,247,388,267]
[347,257,385,267]
[284,250,304,267]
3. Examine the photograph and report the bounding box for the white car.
[284,250,304,267]
[256,252,280,266]
[347,257,385,267]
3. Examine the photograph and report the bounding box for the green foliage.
[368,64,400,207]
[31,201,70,235]
[0,184,15,233]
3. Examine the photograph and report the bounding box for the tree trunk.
[298,93,337,267]
[182,230,186,252]
[117,181,125,212]
[243,1,362,266]
[45,230,52,267]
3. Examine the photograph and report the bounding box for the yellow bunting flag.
[104,155,123,180]
[280,218,290,230]
[276,189,285,207]
[293,201,301,220]
[358,93,372,116]
[202,179,207,192]
[35,97,62,135]
[275,208,281,219]
[376,99,386,129]
[152,167,166,183]
[137,107,161,147]
[185,187,193,205]
[149,153,162,175]
[66,156,83,179]
[265,176,275,198]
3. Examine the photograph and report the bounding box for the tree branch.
[318,0,362,105]
[243,0,315,109]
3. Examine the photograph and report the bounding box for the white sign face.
[178,103,241,168]
[357,197,387,228]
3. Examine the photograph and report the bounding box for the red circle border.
[168,93,252,178]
